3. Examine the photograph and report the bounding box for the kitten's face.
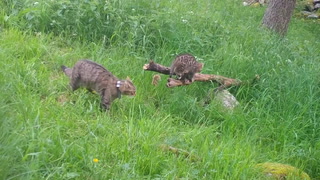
[119,78,136,96]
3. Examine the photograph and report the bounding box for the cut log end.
[143,64,150,70]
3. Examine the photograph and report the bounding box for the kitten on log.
[61,60,136,110]
[169,54,203,83]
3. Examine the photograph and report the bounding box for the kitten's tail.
[61,65,72,77]
[61,65,67,72]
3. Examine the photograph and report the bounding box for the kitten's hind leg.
[70,82,80,91]
[70,77,80,91]
[101,98,110,110]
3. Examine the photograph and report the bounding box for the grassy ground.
[1,0,320,179]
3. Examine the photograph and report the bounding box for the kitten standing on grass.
[169,54,204,83]
[61,60,136,110]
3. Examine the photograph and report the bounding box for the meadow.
[0,0,319,179]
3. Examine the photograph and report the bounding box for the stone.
[214,90,239,110]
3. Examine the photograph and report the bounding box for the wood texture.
[262,0,296,36]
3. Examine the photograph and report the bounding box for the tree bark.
[262,0,296,36]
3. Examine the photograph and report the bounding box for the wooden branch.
[143,61,171,74]
[143,61,244,88]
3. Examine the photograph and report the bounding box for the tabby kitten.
[169,54,203,83]
[61,60,136,110]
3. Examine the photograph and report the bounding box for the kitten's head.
[196,62,204,73]
[119,77,136,96]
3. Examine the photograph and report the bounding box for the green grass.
[1,0,320,179]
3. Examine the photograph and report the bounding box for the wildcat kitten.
[61,60,136,110]
[169,54,203,83]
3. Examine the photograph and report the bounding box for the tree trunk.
[262,0,296,36]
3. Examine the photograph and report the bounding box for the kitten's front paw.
[183,79,193,85]
[100,102,110,111]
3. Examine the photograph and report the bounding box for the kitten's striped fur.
[169,54,203,83]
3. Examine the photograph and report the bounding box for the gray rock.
[301,11,313,16]
[214,90,239,110]
[307,14,319,18]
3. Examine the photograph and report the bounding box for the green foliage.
[1,0,320,179]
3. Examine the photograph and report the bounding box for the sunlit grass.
[1,0,320,179]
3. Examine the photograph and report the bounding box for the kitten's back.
[170,54,203,78]
[73,60,115,83]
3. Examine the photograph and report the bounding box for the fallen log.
[143,61,250,88]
